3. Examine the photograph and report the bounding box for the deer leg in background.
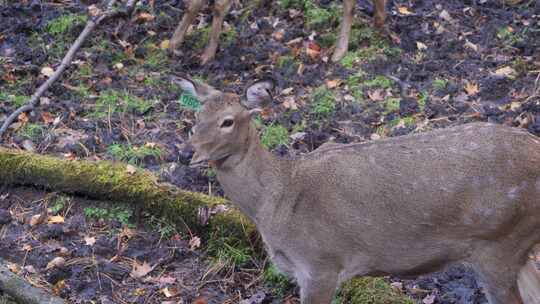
[201,0,233,64]
[331,0,354,62]
[170,0,207,53]
[472,253,525,304]
[373,0,386,28]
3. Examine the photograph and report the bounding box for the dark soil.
[1,0,539,303]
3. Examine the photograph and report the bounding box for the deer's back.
[283,123,540,260]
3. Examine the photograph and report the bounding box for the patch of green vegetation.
[317,32,337,49]
[278,0,305,8]
[334,277,413,304]
[46,14,87,36]
[84,206,133,227]
[340,52,358,69]
[50,196,70,215]
[77,64,93,78]
[418,91,428,112]
[188,26,237,51]
[339,25,394,67]
[261,124,289,149]
[304,2,340,30]
[142,43,168,70]
[364,75,393,89]
[497,26,525,46]
[74,84,91,99]
[263,263,294,297]
[18,123,45,141]
[433,78,448,91]
[346,71,367,102]
[311,85,336,117]
[384,98,401,114]
[92,90,153,117]
[276,55,300,75]
[148,215,178,240]
[402,116,416,127]
[0,94,29,107]
[107,143,162,165]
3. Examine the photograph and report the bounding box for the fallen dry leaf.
[48,215,65,224]
[46,257,66,270]
[416,41,428,51]
[326,79,340,89]
[423,294,436,304]
[193,297,208,304]
[397,6,413,15]
[494,66,517,79]
[367,89,385,101]
[30,214,46,226]
[7,262,20,274]
[464,40,479,52]
[126,164,137,175]
[135,12,155,23]
[84,236,96,246]
[41,66,54,77]
[189,236,201,250]
[130,260,153,279]
[464,81,479,95]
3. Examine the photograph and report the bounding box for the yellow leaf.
[160,40,170,50]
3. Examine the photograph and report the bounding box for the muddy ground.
[0,0,539,303]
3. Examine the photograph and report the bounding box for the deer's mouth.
[189,151,231,167]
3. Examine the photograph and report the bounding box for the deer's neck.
[214,123,290,223]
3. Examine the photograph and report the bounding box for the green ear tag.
[179,93,201,111]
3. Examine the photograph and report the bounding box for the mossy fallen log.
[0,148,411,303]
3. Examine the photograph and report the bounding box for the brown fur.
[180,77,540,304]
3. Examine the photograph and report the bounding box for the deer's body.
[170,0,386,64]
[179,77,540,303]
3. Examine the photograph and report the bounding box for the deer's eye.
[220,119,234,128]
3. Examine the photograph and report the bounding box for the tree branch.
[0,0,139,142]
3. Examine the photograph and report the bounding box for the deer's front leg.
[332,0,354,62]
[201,0,233,64]
[373,0,387,28]
[298,271,339,304]
[170,0,207,52]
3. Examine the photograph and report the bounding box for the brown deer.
[169,0,387,64]
[177,76,540,304]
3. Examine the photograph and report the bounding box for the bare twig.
[0,0,139,142]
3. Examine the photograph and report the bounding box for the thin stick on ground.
[0,0,139,142]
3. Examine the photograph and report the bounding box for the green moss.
[18,123,45,141]
[364,76,393,89]
[317,32,337,49]
[311,85,336,118]
[144,45,168,70]
[261,124,289,149]
[384,98,401,114]
[46,14,87,36]
[334,277,413,304]
[92,90,153,117]
[418,91,428,112]
[0,94,29,107]
[107,143,162,165]
[263,263,295,297]
[346,71,368,102]
[432,78,448,91]
[304,2,340,30]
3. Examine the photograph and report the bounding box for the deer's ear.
[243,79,274,109]
[171,75,219,102]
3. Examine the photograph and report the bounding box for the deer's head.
[175,76,273,167]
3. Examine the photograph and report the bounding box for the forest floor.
[0,0,539,303]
